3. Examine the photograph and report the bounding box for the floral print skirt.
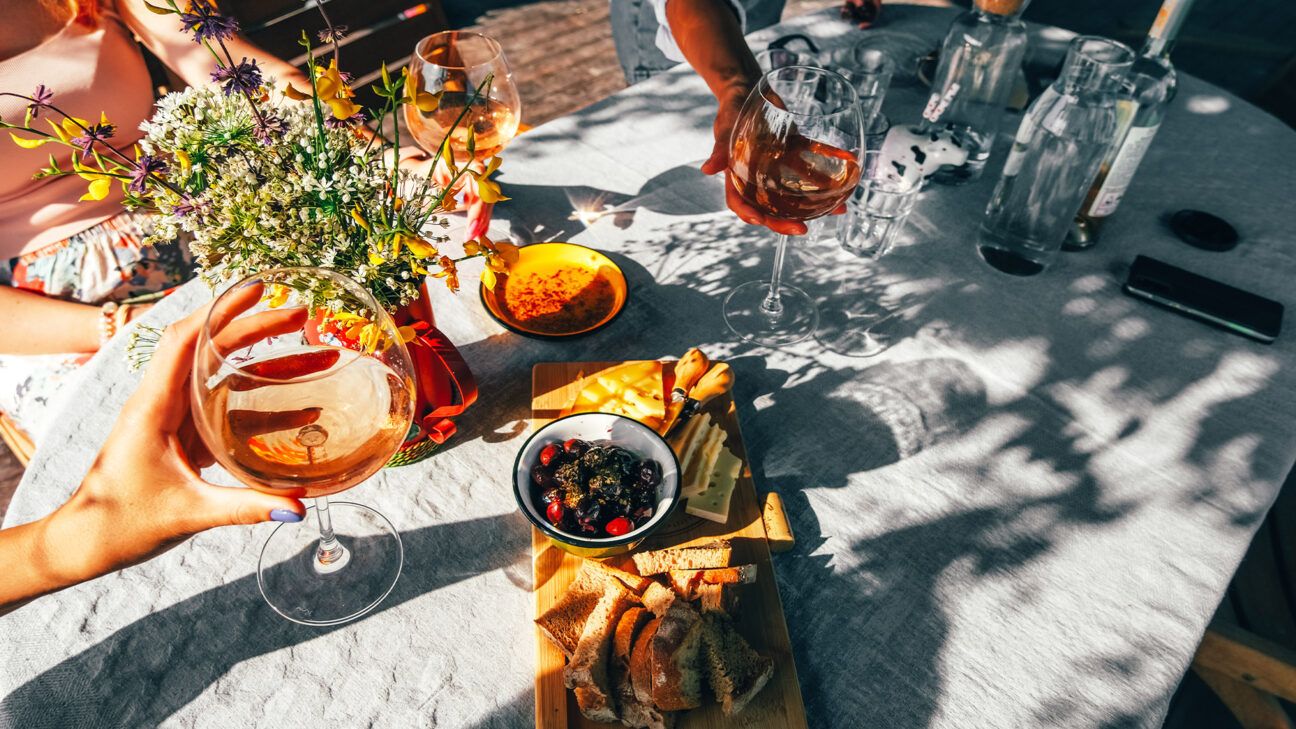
[0,211,194,442]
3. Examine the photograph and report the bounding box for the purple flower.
[324,110,367,129]
[252,113,288,145]
[178,3,239,44]
[318,25,348,44]
[28,84,54,118]
[129,155,168,194]
[211,58,262,97]
[69,122,116,160]
[172,195,210,217]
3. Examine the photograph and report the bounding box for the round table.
[4,6,1296,728]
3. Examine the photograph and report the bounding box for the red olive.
[545,501,564,525]
[604,516,633,537]
[539,443,561,467]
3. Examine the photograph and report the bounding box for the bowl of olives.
[513,413,681,557]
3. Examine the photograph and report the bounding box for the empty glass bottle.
[918,0,1031,185]
[978,36,1134,276]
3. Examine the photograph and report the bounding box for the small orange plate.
[478,242,628,338]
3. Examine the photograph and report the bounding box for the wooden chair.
[1192,466,1296,728]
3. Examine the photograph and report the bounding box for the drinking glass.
[404,31,521,163]
[192,268,416,625]
[723,66,864,346]
[839,152,921,259]
[817,152,921,357]
[841,48,893,125]
[756,48,816,72]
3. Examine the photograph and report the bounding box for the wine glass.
[404,30,521,163]
[191,268,416,626]
[724,66,864,346]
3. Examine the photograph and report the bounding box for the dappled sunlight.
[1185,94,1232,115]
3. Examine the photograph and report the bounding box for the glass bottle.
[978,36,1135,276]
[918,0,1031,185]
[1065,0,1195,249]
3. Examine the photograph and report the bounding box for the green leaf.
[380,62,391,89]
[142,0,173,14]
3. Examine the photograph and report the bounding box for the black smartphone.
[1122,255,1283,344]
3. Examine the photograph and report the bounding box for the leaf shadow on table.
[601,211,1289,727]
[0,512,527,729]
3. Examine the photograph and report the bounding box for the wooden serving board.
[531,361,808,729]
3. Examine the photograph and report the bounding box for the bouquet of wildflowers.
[1,0,515,341]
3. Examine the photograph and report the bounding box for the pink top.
[0,3,154,257]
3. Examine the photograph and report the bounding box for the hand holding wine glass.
[723,66,864,346]
[0,291,308,616]
[191,268,417,625]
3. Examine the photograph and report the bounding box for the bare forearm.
[0,505,95,616]
[665,0,762,101]
[0,287,100,354]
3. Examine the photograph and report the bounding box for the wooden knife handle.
[671,348,710,400]
[688,363,733,405]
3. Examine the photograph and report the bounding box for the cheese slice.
[681,424,724,499]
[685,448,741,524]
[671,412,712,471]
[562,361,666,429]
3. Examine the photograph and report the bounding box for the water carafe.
[978,36,1134,276]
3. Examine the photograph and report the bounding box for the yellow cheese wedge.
[686,448,741,524]
[562,361,666,429]
[674,413,713,476]
[681,424,724,499]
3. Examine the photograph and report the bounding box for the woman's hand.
[700,84,810,237]
[0,289,306,615]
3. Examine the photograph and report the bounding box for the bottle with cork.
[918,0,1031,185]
[1065,0,1196,249]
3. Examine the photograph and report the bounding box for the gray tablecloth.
[4,6,1296,728]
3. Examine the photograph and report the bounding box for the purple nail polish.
[270,509,303,523]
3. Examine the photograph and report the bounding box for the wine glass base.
[815,300,902,358]
[257,501,403,626]
[723,281,819,347]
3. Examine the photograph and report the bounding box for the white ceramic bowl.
[513,413,681,557]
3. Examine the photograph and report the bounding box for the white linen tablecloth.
[3,6,1296,728]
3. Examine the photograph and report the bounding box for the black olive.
[632,505,654,521]
[532,465,554,489]
[563,438,589,457]
[636,460,662,487]
[540,487,562,504]
[581,446,610,469]
[554,461,583,490]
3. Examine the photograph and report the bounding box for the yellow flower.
[396,325,419,343]
[283,82,312,101]
[174,149,192,171]
[350,204,372,233]
[470,156,509,204]
[432,255,460,293]
[9,132,50,149]
[402,69,443,113]
[315,59,360,120]
[404,235,438,259]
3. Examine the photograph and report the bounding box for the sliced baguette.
[695,582,740,616]
[612,608,674,729]
[535,561,607,658]
[700,613,774,716]
[629,617,662,704]
[649,602,705,711]
[565,580,639,722]
[590,557,654,593]
[631,539,732,576]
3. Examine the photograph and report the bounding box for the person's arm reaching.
[0,288,307,616]
[663,0,808,235]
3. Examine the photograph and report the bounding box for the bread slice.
[695,582,740,616]
[700,614,774,716]
[535,562,608,658]
[666,565,758,600]
[642,581,678,617]
[565,580,639,722]
[631,540,732,576]
[612,608,674,729]
[649,602,705,711]
[629,616,662,704]
[590,557,654,593]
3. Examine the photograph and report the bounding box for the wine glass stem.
[761,234,793,319]
[314,497,345,565]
